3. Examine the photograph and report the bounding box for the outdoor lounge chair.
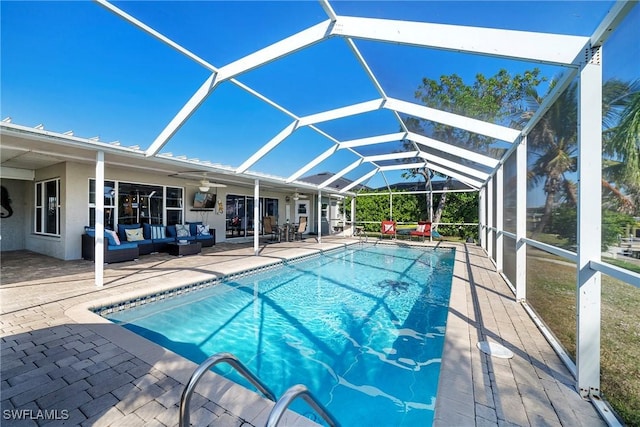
[263,216,280,242]
[293,216,307,240]
[380,220,397,239]
[410,221,432,241]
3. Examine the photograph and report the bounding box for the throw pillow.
[175,224,190,237]
[105,229,121,245]
[383,224,394,232]
[125,228,145,241]
[196,224,210,236]
[416,224,426,233]
[150,225,166,239]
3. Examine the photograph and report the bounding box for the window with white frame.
[88,180,184,227]
[165,186,183,225]
[35,178,60,236]
[88,179,117,229]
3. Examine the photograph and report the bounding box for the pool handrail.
[179,352,277,427]
[266,384,339,427]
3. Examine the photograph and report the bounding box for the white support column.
[479,187,485,250]
[317,190,322,244]
[351,197,356,237]
[516,137,527,301]
[487,177,494,259]
[429,192,433,223]
[254,179,260,256]
[496,166,504,272]
[576,46,602,399]
[95,151,104,287]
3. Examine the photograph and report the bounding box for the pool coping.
[66,241,460,426]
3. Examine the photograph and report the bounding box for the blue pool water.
[107,244,455,426]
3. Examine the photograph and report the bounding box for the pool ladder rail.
[179,352,339,427]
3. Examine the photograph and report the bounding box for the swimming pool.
[106,244,455,426]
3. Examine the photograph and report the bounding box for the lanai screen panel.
[598,8,640,414]
[524,73,581,363]
[502,150,518,286]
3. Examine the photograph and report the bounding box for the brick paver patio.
[1,238,606,426]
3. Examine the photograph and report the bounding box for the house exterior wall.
[3,161,296,260]
[0,178,28,251]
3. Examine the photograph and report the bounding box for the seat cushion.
[109,242,138,251]
[85,227,120,246]
[153,237,174,244]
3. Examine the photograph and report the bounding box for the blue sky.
[2,1,637,190]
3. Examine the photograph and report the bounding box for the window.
[35,178,60,236]
[88,180,116,229]
[88,180,183,227]
[166,187,183,225]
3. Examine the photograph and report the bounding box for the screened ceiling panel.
[313,108,401,141]
[401,113,511,161]
[350,140,411,158]
[249,126,338,177]
[340,163,380,187]
[163,81,293,167]
[330,1,615,36]
[352,39,567,116]
[2,0,629,196]
[418,145,495,176]
[293,148,365,182]
[109,1,327,66]
[237,38,380,116]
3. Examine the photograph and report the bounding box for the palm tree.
[525,81,578,235]
[526,78,640,235]
[405,69,546,228]
[603,83,640,214]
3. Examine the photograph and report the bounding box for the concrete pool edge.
[433,244,475,425]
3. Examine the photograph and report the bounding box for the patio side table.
[168,242,201,257]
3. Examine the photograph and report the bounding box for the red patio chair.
[380,220,397,239]
[410,221,432,242]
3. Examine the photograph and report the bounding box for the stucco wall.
[0,179,28,251]
[16,162,292,260]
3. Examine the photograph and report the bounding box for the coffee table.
[167,242,201,257]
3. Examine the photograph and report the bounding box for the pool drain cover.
[476,341,514,359]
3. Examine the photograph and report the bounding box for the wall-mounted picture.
[193,192,215,209]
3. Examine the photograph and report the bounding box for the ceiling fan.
[196,178,227,192]
[292,192,309,201]
[169,172,228,192]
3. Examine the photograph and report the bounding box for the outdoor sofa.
[82,222,215,263]
[82,227,139,263]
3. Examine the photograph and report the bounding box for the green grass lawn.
[527,249,640,426]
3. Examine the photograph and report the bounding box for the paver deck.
[1,238,606,426]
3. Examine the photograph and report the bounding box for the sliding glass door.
[225,194,278,238]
